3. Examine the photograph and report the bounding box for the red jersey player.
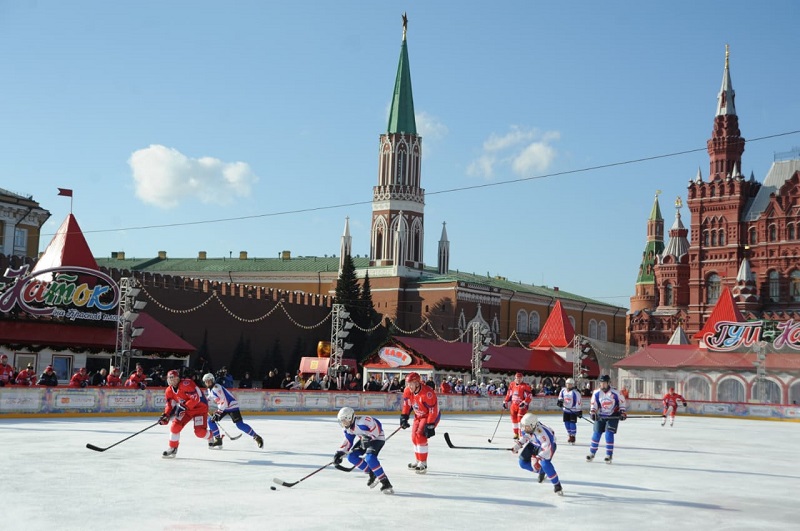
[504,372,532,440]
[400,372,441,474]
[661,387,688,427]
[159,370,211,458]
[125,364,147,389]
[0,354,15,386]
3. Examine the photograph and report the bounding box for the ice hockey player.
[158,370,211,458]
[661,387,688,427]
[503,372,533,440]
[333,407,394,495]
[512,412,563,496]
[202,373,264,449]
[557,377,582,444]
[400,372,440,474]
[586,374,627,464]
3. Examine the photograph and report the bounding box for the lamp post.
[754,340,768,403]
[330,303,354,378]
[115,277,146,376]
[471,322,491,383]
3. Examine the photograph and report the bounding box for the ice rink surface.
[1,413,798,530]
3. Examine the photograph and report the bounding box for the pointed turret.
[339,217,352,272]
[630,192,664,313]
[655,196,690,309]
[387,12,417,135]
[370,14,425,273]
[732,256,759,311]
[707,45,745,181]
[437,222,449,274]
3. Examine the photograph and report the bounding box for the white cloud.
[469,126,560,179]
[128,145,258,209]
[416,111,448,141]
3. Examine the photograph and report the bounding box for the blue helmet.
[599,374,611,383]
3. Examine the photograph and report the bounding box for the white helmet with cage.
[202,373,215,386]
[337,406,355,428]
[566,378,575,387]
[521,412,538,431]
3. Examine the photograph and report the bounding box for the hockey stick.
[444,432,514,451]
[86,420,161,452]
[582,414,664,423]
[487,410,505,443]
[334,425,404,472]
[217,421,243,441]
[274,460,335,488]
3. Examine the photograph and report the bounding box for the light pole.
[115,277,146,375]
[330,303,354,378]
[471,322,491,383]
[754,340,768,403]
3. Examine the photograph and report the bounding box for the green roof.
[387,37,417,134]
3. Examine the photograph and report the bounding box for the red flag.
[57,188,73,197]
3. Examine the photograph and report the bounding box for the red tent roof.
[363,336,587,377]
[0,312,195,355]
[32,214,98,281]
[693,286,745,340]
[529,299,575,349]
[615,344,800,372]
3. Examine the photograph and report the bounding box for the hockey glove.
[400,414,410,429]
[590,412,597,421]
[511,443,522,455]
[683,402,688,407]
[333,450,346,465]
[158,413,170,425]
[174,404,186,421]
[211,410,223,423]
[502,402,509,410]
[620,411,627,421]
[577,410,583,418]
[424,424,436,438]
[533,458,542,473]
[556,399,564,408]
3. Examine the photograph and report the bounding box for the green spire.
[637,192,665,284]
[649,191,663,221]
[387,14,416,135]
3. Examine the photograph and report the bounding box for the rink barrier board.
[0,388,798,421]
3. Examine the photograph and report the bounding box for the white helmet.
[337,406,355,428]
[566,378,575,387]
[521,412,538,431]
[202,373,215,385]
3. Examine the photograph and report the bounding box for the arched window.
[718,230,725,246]
[702,231,709,246]
[788,224,795,240]
[664,282,674,306]
[588,319,598,339]
[769,224,777,242]
[598,321,607,341]
[717,378,745,402]
[706,273,721,305]
[568,316,576,330]
[769,270,780,302]
[711,231,717,246]
[749,227,757,244]
[529,312,540,336]
[751,379,782,404]
[516,309,528,334]
[791,270,800,302]
[790,380,800,406]
[685,377,710,401]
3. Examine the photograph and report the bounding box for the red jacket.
[15,369,37,386]
[0,363,14,386]
[163,379,209,417]
[505,381,532,408]
[402,385,440,425]
[68,371,90,388]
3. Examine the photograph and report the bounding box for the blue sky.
[1,1,798,308]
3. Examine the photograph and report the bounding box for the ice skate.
[661,416,667,427]
[162,447,178,459]
[568,435,576,444]
[604,455,613,464]
[670,420,674,427]
[254,434,264,448]
[208,436,223,449]
[408,461,419,470]
[538,471,546,484]
[379,477,394,495]
[554,483,563,496]
[415,462,428,475]
[586,453,595,462]
[367,470,378,489]
[513,434,520,441]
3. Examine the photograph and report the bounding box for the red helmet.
[669,387,675,393]
[515,372,523,378]
[405,372,421,384]
[167,370,180,379]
